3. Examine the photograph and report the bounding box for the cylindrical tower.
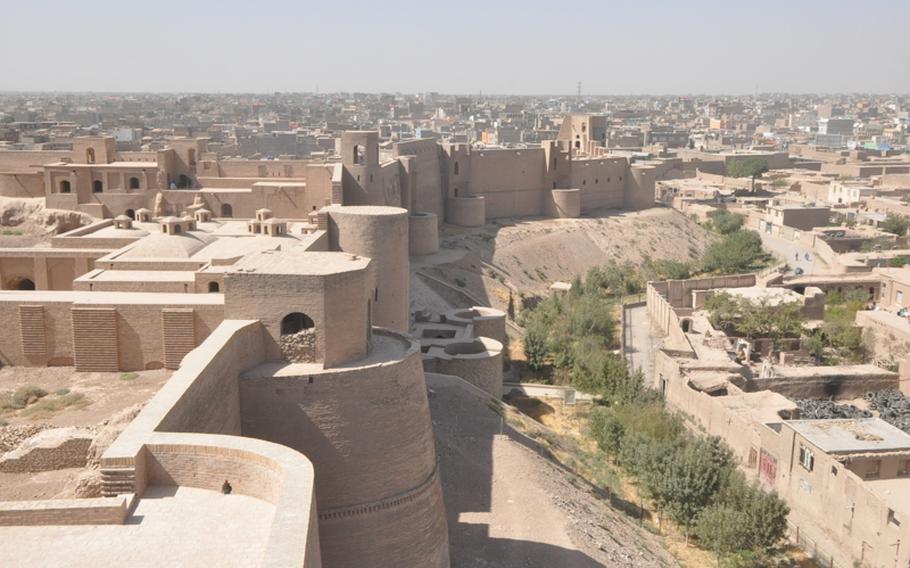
[326,205,410,332]
[408,212,439,256]
[239,329,450,568]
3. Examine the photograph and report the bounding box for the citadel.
[0,116,655,567]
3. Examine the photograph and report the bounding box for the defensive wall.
[0,290,223,370]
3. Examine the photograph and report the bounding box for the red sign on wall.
[759,449,777,485]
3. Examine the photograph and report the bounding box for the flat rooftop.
[786,418,910,454]
[0,290,224,305]
[0,486,273,568]
[229,249,369,276]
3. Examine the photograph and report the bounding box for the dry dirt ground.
[412,207,715,316]
[428,374,678,568]
[0,366,170,500]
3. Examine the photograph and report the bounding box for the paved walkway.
[759,231,826,275]
[0,486,274,567]
[623,304,656,383]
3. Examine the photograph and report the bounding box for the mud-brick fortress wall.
[238,330,449,568]
[394,138,445,219]
[0,294,223,371]
[325,205,410,332]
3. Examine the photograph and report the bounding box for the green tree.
[704,293,803,353]
[707,210,745,235]
[726,157,769,191]
[702,230,765,274]
[524,319,549,372]
[880,213,910,236]
[659,437,733,540]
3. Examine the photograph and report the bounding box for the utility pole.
[576,81,582,100]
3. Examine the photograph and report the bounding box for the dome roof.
[120,232,214,259]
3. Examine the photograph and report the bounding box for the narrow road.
[623,304,655,383]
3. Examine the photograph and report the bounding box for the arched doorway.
[221,203,233,218]
[60,180,71,193]
[129,177,140,190]
[208,281,220,293]
[93,180,103,193]
[12,277,35,291]
[177,174,191,189]
[281,312,315,335]
[86,148,95,164]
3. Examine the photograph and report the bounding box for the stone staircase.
[100,466,136,497]
[72,307,119,372]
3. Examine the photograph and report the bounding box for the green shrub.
[7,385,48,409]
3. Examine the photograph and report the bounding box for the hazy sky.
[2,0,908,95]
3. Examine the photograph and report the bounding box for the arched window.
[129,177,140,189]
[125,209,135,220]
[281,312,314,335]
[454,161,459,176]
[86,148,95,164]
[221,203,233,217]
[13,277,35,291]
[93,180,103,193]
[60,180,71,193]
[208,281,220,293]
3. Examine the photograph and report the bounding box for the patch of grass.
[119,372,140,381]
[1,385,48,410]
[55,388,70,396]
[1,229,24,236]
[21,392,90,417]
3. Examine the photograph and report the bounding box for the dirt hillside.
[412,207,715,316]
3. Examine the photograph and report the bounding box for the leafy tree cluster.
[880,213,910,236]
[804,289,867,365]
[707,209,745,235]
[702,230,767,274]
[521,287,616,376]
[580,258,694,298]
[704,292,804,350]
[590,400,789,558]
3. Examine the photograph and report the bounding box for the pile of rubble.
[865,390,910,434]
[795,399,871,420]
[0,423,48,454]
[794,391,910,435]
[279,329,317,363]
